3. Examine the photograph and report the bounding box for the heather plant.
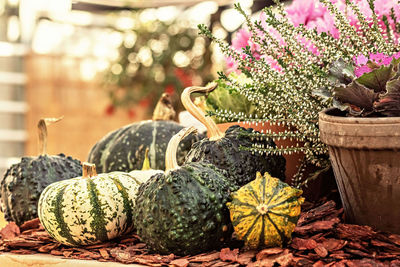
[198,0,400,186]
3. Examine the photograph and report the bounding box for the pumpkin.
[182,84,286,187]
[133,127,237,256]
[87,93,203,173]
[38,163,140,246]
[0,118,82,226]
[129,148,163,183]
[227,172,304,249]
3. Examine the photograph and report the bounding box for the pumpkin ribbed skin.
[185,125,286,187]
[38,172,140,246]
[88,121,202,173]
[133,162,237,256]
[0,154,82,226]
[227,172,304,249]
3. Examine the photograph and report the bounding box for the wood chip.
[38,242,59,253]
[314,244,328,258]
[20,218,40,232]
[119,237,137,243]
[295,218,340,235]
[50,249,63,256]
[345,259,386,267]
[99,248,109,259]
[371,239,400,252]
[5,238,42,248]
[219,248,239,262]
[237,250,256,265]
[291,238,318,250]
[189,252,220,262]
[345,248,373,258]
[85,242,111,249]
[62,250,73,257]
[0,222,20,240]
[256,247,284,259]
[312,260,326,267]
[335,224,375,240]
[10,249,34,254]
[329,251,351,260]
[273,250,294,266]
[321,239,347,252]
[297,201,337,226]
[170,258,189,267]
[391,259,400,266]
[388,234,400,246]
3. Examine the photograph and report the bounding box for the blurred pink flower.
[226,28,262,73]
[226,0,400,73]
[286,0,339,38]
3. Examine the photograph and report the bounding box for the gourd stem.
[37,117,63,155]
[82,162,97,178]
[181,83,224,141]
[165,127,197,172]
[152,93,176,121]
[141,148,151,171]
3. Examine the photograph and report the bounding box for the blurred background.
[0,0,277,175]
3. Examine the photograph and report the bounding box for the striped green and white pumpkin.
[38,163,140,246]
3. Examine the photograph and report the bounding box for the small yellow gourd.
[227,172,304,249]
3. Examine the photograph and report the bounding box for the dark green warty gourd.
[0,118,82,225]
[134,127,237,256]
[181,84,286,187]
[88,93,203,173]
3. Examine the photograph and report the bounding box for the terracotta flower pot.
[319,108,400,234]
[216,122,304,183]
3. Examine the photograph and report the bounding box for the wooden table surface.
[0,253,144,267]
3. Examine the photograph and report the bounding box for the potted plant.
[319,55,400,233]
[198,0,400,226]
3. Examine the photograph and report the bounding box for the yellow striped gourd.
[227,172,304,249]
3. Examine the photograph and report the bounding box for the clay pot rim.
[319,108,400,125]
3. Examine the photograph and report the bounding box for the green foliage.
[205,73,260,122]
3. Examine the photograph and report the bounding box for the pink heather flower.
[354,54,368,66]
[286,0,338,38]
[370,52,386,63]
[354,65,372,77]
[232,29,251,51]
[369,52,393,66]
[353,51,400,77]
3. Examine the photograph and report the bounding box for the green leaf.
[334,81,379,112]
[356,65,396,93]
[374,77,400,116]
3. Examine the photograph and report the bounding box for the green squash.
[227,172,304,249]
[0,118,82,226]
[38,163,140,246]
[182,84,286,187]
[88,93,203,173]
[134,127,237,256]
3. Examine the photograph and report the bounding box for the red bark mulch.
[1,199,400,266]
